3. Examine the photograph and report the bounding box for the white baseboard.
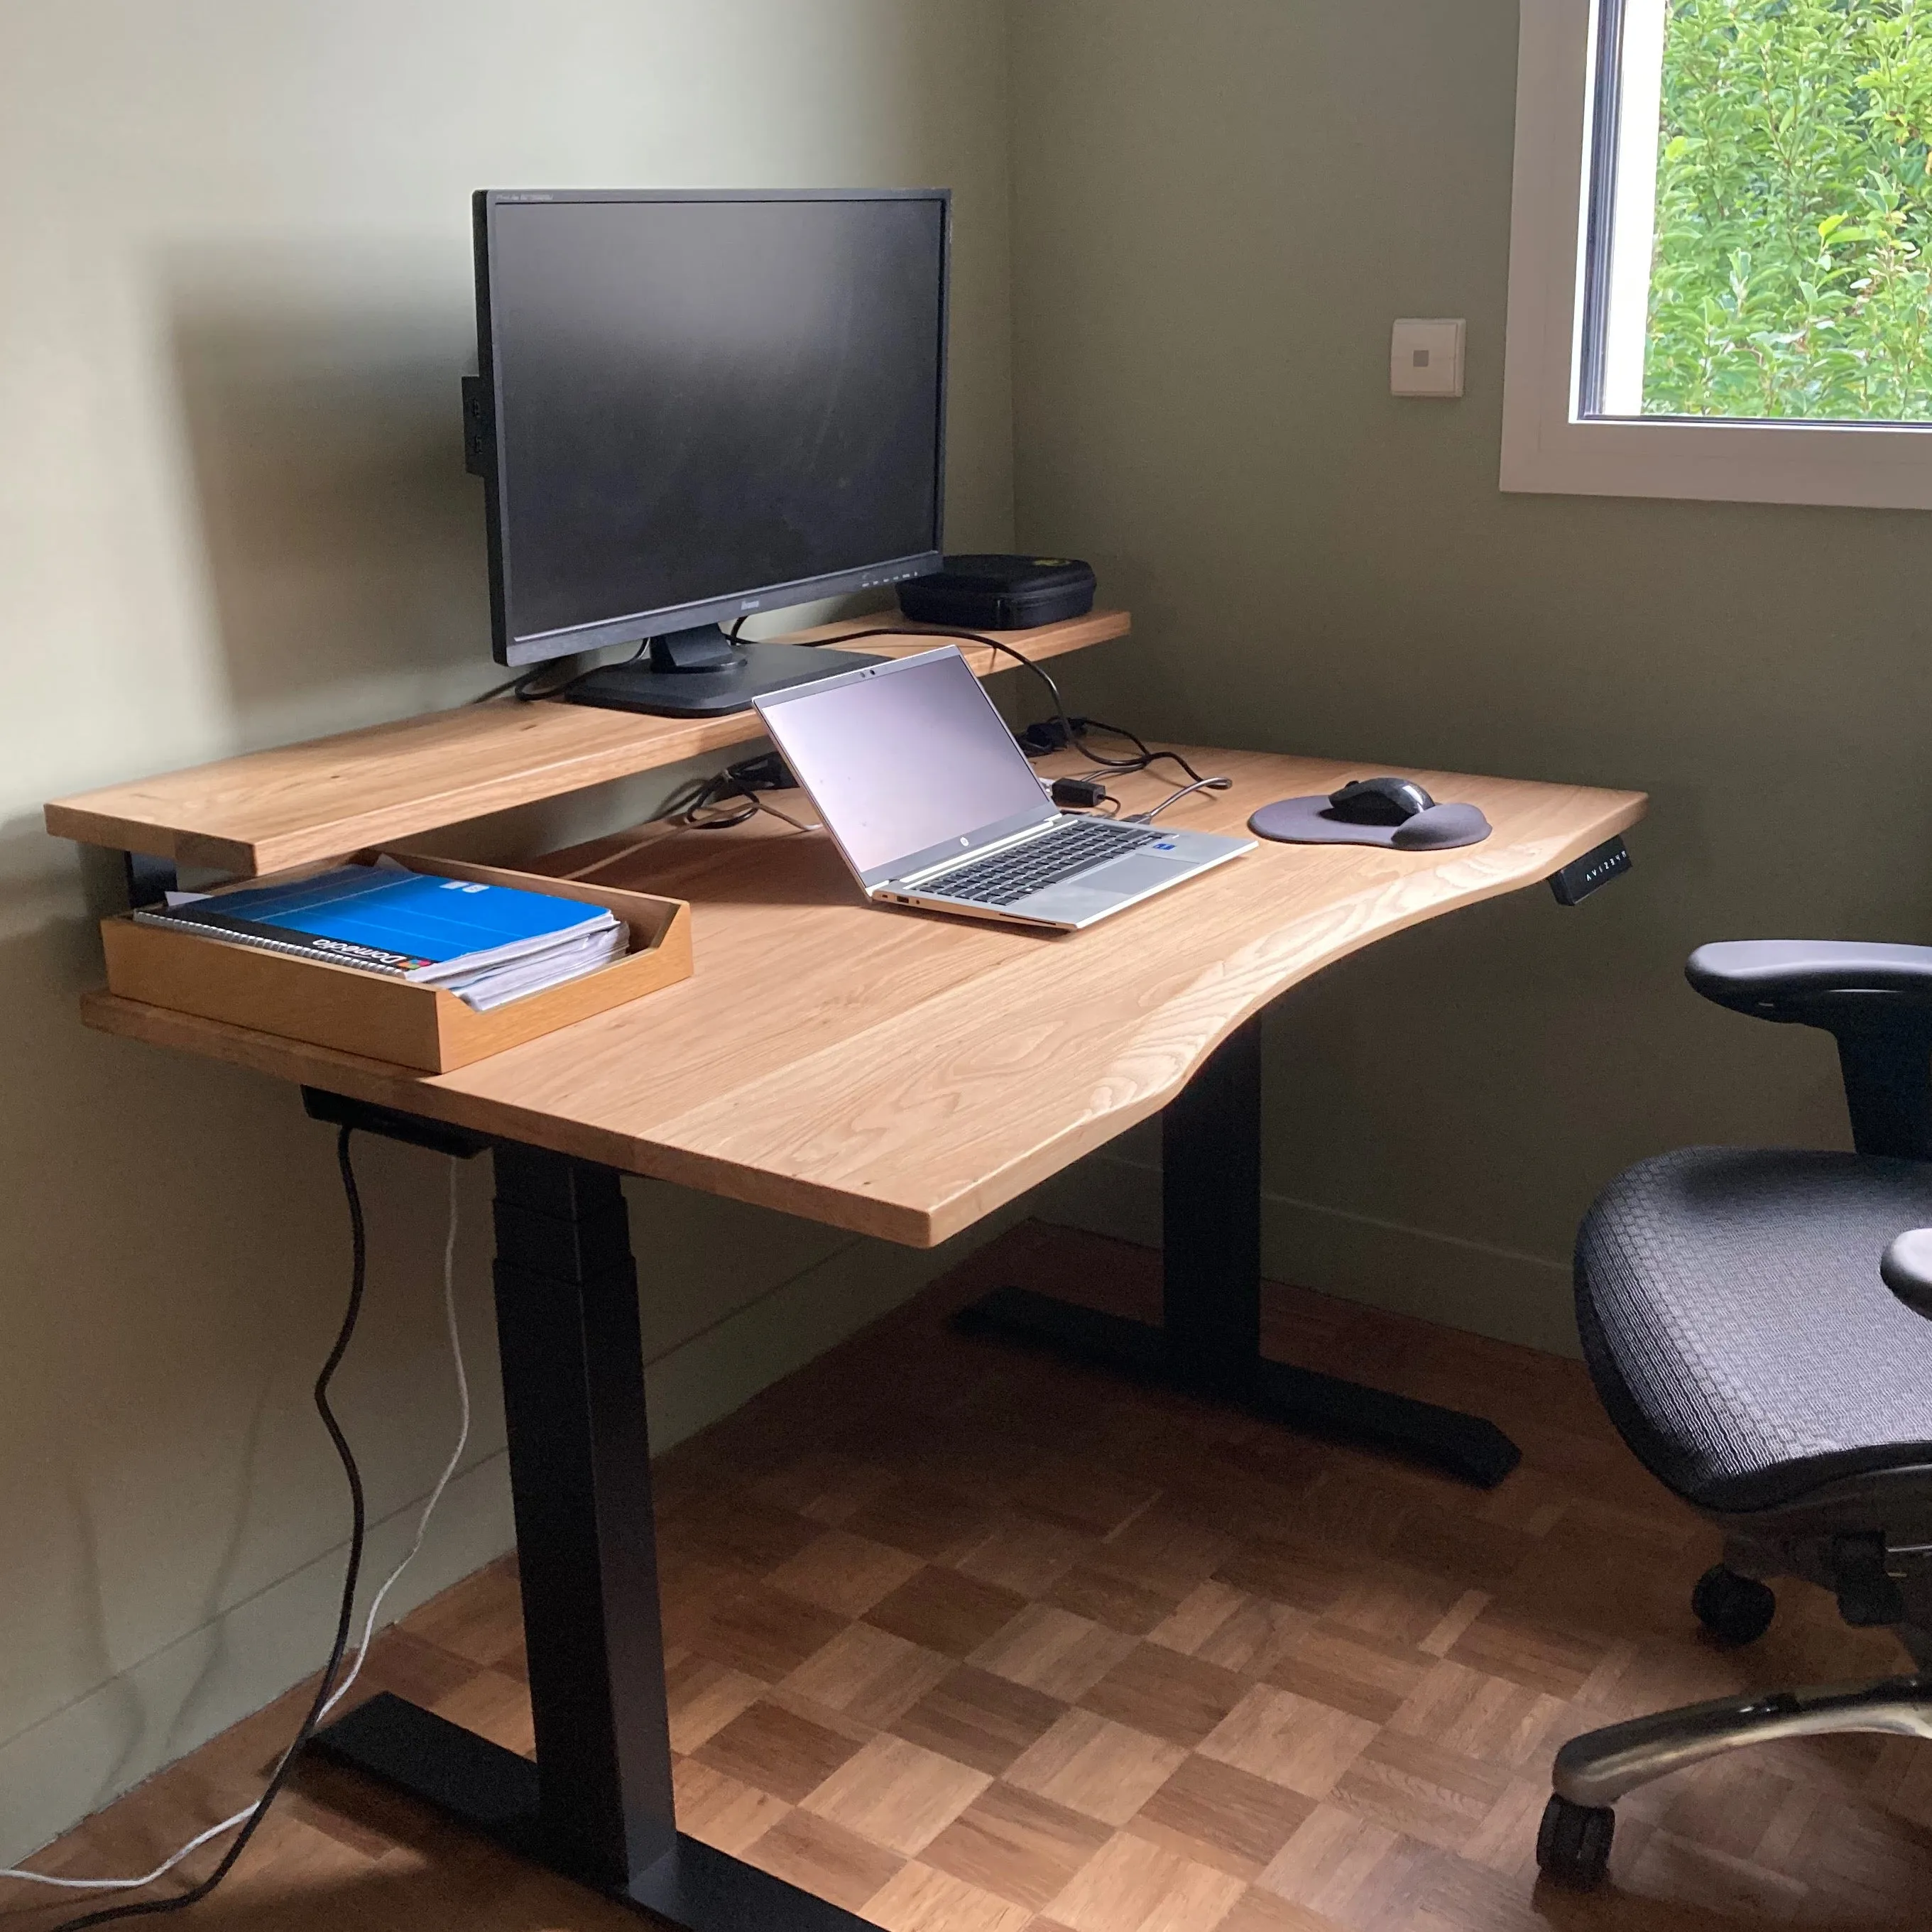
[642,1219,1009,1451]
[0,1215,1004,1870]
[0,1449,516,1872]
[1035,1152,1581,1359]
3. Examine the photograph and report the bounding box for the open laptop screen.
[755,648,1054,887]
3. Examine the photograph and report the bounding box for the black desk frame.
[957,1015,1521,1489]
[307,1122,867,1928]
[296,1000,1526,1926]
[951,836,1644,1491]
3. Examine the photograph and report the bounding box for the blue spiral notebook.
[133,863,618,984]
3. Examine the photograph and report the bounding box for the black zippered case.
[897,554,1096,630]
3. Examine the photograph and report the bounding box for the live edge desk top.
[58,622,1647,1248]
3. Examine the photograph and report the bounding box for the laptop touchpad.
[1066,852,1196,895]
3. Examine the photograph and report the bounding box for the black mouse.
[1326,775,1435,825]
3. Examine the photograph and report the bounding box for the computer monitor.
[466,187,950,717]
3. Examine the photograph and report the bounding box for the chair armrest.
[1687,941,1932,1022]
[1688,942,1932,1162]
[1882,1229,1932,1319]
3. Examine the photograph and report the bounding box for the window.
[1501,0,1932,507]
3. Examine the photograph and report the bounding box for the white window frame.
[1500,0,1932,511]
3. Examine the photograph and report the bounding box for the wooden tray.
[99,853,691,1072]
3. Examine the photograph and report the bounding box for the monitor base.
[560,639,882,719]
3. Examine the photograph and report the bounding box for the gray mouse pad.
[1248,795,1492,851]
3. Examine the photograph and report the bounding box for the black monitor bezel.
[471,186,951,670]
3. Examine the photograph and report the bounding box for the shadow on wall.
[0,808,332,1747]
[0,797,507,1789]
[159,239,489,728]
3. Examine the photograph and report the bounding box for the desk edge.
[75,787,1647,1248]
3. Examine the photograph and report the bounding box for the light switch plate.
[1391,318,1466,398]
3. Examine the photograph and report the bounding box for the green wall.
[1010,0,1932,1350]
[0,0,1015,1866]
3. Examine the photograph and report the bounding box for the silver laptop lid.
[754,646,1058,889]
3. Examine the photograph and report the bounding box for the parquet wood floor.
[9,1222,1932,1931]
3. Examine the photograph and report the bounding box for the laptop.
[753,646,1253,930]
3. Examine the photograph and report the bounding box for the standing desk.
[46,610,1645,1929]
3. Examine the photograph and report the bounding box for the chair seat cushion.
[1576,1147,1932,1512]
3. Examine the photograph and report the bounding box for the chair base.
[1555,1671,1932,1810]
[1541,1672,1932,1891]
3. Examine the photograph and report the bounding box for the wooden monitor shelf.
[44,609,1129,878]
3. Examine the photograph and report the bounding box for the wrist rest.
[1248,795,1492,850]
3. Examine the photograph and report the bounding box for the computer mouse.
[1327,775,1434,824]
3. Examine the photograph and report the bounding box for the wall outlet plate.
[1391,318,1466,398]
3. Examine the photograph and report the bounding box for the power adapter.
[727,751,797,792]
[1018,716,1091,757]
[1050,775,1112,810]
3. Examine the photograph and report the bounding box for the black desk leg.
[310,1141,869,1928]
[956,1017,1522,1488]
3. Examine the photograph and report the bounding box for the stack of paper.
[138,861,628,1012]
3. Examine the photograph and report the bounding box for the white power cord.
[1,1157,472,1896]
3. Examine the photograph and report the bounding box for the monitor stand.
[560,624,880,719]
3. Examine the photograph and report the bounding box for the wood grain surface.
[75,750,1646,1246]
[99,855,692,1073]
[43,611,1131,876]
[11,1224,1923,1931]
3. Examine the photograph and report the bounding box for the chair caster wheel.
[1537,1793,1615,1891]
[1691,1563,1776,1645]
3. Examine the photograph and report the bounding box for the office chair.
[1537,940,1932,1891]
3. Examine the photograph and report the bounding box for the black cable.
[518,619,1206,833]
[665,743,808,832]
[524,618,751,709]
[53,1128,372,1931]
[815,625,1216,788]
[469,660,580,704]
[469,638,654,706]
[678,780,760,830]
[476,618,767,706]
[673,759,770,831]
[515,640,646,705]
[466,668,529,704]
[1074,718,1214,787]
[653,621,768,828]
[807,626,1086,767]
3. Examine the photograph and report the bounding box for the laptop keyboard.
[924,818,1160,907]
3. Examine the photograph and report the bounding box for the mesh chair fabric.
[1576,1147,1932,1511]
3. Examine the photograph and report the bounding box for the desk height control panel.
[1549,836,1633,907]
